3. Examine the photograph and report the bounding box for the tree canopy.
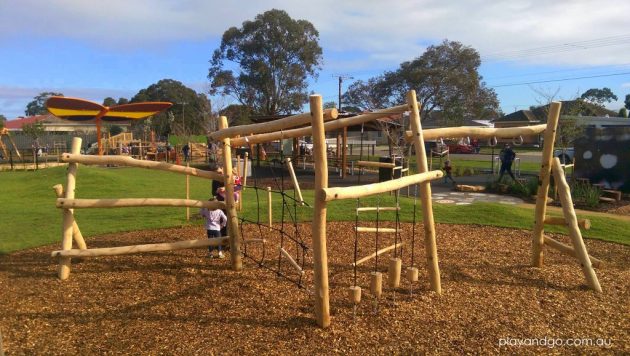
[343,40,500,124]
[22,121,45,140]
[25,92,63,116]
[208,9,323,116]
[103,97,130,106]
[131,79,211,137]
[219,104,253,127]
[580,87,618,107]
[0,114,6,128]
[103,97,117,106]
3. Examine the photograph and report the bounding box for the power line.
[483,34,630,61]
[484,62,630,81]
[489,71,630,88]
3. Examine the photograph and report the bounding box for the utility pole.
[333,75,354,112]
[333,74,353,179]
[180,102,187,135]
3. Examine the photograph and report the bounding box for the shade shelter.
[46,97,172,155]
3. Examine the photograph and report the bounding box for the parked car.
[554,147,574,164]
[447,142,475,154]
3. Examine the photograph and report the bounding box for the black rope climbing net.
[230,142,310,289]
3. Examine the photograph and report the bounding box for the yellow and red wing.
[103,102,172,122]
[46,97,104,121]
[46,97,172,122]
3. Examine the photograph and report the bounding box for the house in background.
[492,100,627,145]
[5,114,131,133]
[4,114,131,151]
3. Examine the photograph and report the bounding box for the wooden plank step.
[356,206,400,212]
[354,227,398,233]
[601,189,622,201]
[599,196,616,203]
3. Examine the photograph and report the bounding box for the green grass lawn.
[1,166,628,254]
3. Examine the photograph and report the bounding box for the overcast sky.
[2,0,630,118]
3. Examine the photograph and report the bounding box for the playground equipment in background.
[45,96,172,155]
[51,90,602,330]
[0,127,22,161]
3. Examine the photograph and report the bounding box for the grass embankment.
[1,166,628,254]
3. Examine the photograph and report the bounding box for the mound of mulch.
[603,201,630,217]
[1,223,628,354]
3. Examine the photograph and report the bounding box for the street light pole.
[181,102,187,135]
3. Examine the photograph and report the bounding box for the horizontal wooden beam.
[51,237,229,258]
[243,239,266,244]
[354,227,397,233]
[356,206,400,212]
[231,104,410,146]
[544,216,591,230]
[544,236,602,268]
[352,242,403,266]
[455,184,486,192]
[355,160,395,168]
[404,124,547,142]
[57,198,226,210]
[61,154,223,181]
[322,170,443,201]
[209,109,338,141]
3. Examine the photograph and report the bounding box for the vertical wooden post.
[236,155,242,211]
[310,95,331,328]
[342,127,348,178]
[407,90,441,294]
[551,158,602,292]
[267,186,272,227]
[243,152,249,190]
[59,137,82,280]
[186,163,190,221]
[285,158,304,205]
[53,184,86,250]
[218,116,243,271]
[531,102,562,267]
[236,154,241,177]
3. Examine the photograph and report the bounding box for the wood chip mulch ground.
[1,222,628,354]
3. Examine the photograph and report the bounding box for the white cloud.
[621,82,630,88]
[2,0,630,68]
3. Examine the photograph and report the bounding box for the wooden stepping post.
[388,258,402,288]
[370,271,383,298]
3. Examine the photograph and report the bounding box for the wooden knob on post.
[348,286,362,304]
[406,267,419,282]
[388,258,402,288]
[370,272,383,298]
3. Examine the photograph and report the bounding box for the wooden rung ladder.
[356,206,400,213]
[354,227,397,233]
